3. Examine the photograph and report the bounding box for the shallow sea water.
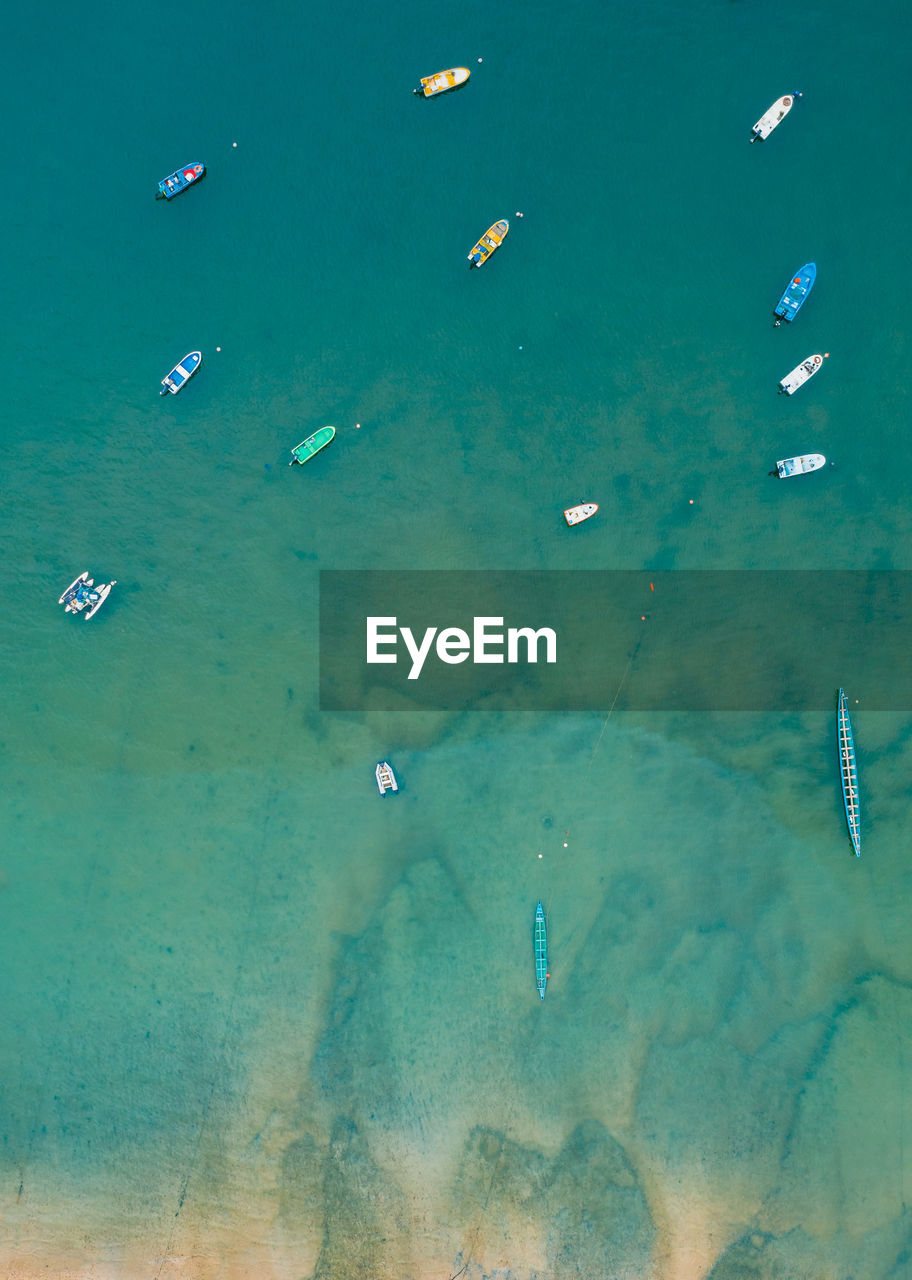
[1,0,911,1277]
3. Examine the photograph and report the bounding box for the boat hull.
[83,581,116,619]
[774,263,816,324]
[160,351,202,394]
[750,94,797,142]
[534,901,548,1000]
[289,426,336,465]
[776,453,826,478]
[564,502,599,526]
[468,219,509,268]
[157,163,206,199]
[415,67,470,97]
[779,354,824,395]
[58,571,89,605]
[837,688,861,856]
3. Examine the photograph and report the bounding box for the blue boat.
[534,901,548,1000]
[837,689,861,857]
[160,351,202,395]
[157,163,205,200]
[773,262,816,325]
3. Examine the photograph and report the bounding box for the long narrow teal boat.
[837,688,861,857]
[289,425,335,466]
[534,901,548,1000]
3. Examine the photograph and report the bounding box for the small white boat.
[564,503,599,526]
[775,453,826,478]
[779,353,826,395]
[58,572,117,618]
[750,92,800,142]
[160,351,202,395]
[376,762,398,795]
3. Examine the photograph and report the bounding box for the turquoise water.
[2,0,912,1276]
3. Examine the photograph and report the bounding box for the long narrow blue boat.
[534,901,548,1000]
[837,688,861,857]
[774,262,816,325]
[157,163,205,200]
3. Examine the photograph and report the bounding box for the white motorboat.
[774,453,826,479]
[750,93,800,142]
[779,353,826,395]
[563,502,599,526]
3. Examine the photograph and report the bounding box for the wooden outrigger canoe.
[750,93,800,143]
[468,219,509,268]
[289,425,335,466]
[415,67,470,97]
[534,901,548,1000]
[837,688,861,857]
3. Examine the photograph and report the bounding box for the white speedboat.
[750,92,800,142]
[376,762,398,795]
[564,503,599,526]
[779,353,826,395]
[774,453,826,479]
[59,572,117,618]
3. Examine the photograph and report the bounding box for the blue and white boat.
[837,688,860,857]
[774,263,816,325]
[160,351,202,395]
[534,901,548,1000]
[157,163,205,200]
[58,571,117,620]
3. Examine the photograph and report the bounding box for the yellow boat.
[467,219,509,269]
[414,67,470,97]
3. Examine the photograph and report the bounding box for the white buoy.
[232,142,238,148]
[478,57,483,63]
[216,346,221,352]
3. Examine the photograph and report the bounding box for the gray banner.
[318,571,909,711]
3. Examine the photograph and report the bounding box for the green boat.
[289,425,335,466]
[534,901,548,1000]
